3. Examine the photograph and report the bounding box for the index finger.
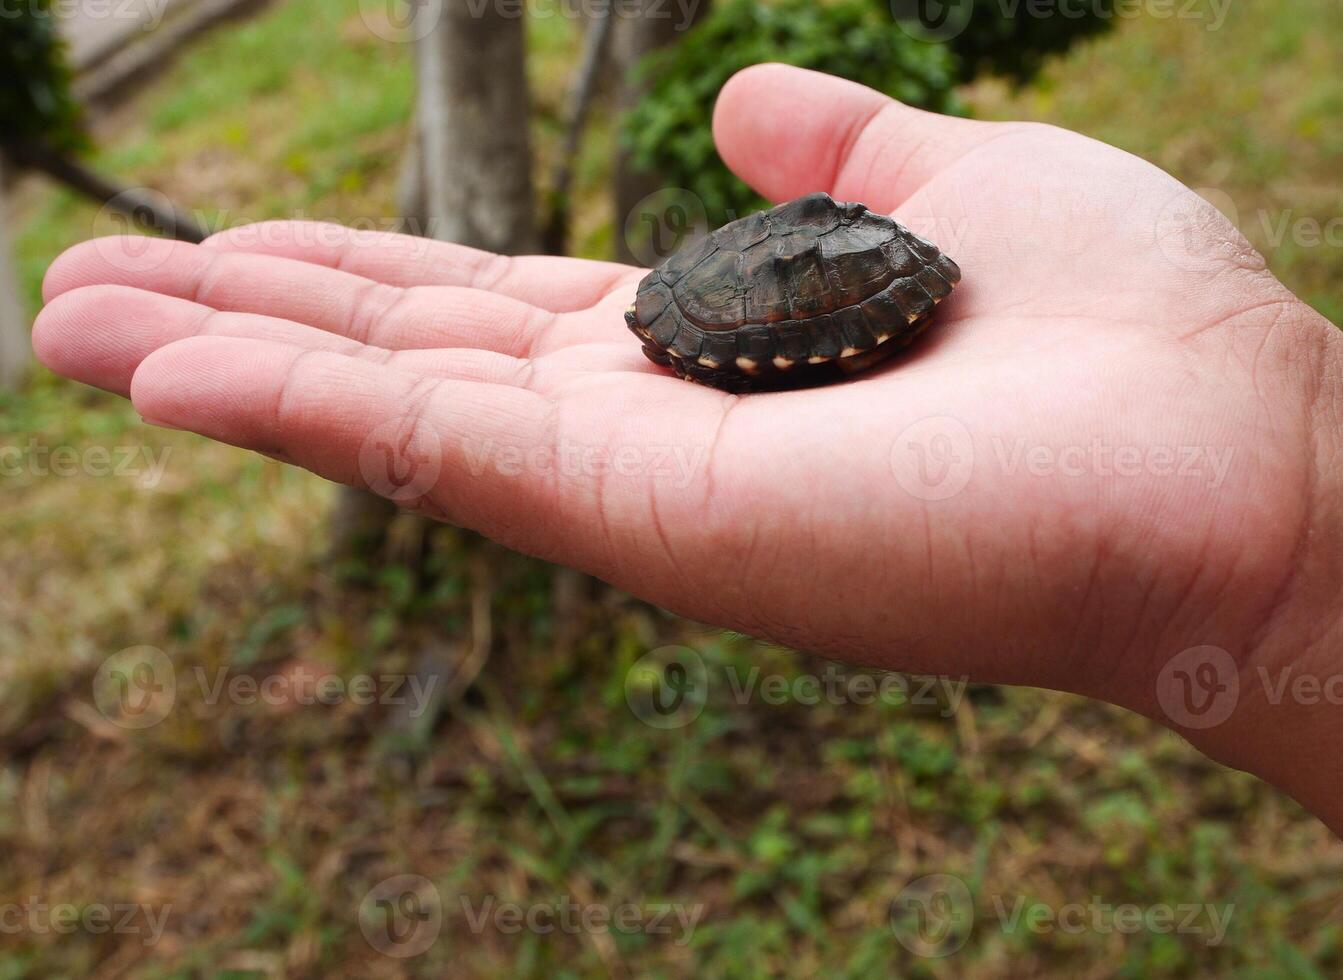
[203,221,646,313]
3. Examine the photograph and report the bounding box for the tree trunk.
[327,0,538,564]
[416,0,538,253]
[611,0,702,265]
[542,1,614,255]
[0,158,28,389]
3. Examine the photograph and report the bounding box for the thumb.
[712,63,998,212]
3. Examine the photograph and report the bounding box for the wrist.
[1145,299,1343,831]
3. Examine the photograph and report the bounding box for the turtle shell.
[625,192,961,392]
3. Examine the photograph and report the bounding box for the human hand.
[34,65,1343,827]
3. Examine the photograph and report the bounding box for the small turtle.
[625,192,961,393]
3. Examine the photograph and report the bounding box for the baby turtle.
[625,192,960,392]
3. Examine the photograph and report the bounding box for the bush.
[624,0,1116,227]
[623,0,961,226]
[0,2,86,154]
[932,0,1118,83]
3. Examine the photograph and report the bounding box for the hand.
[34,65,1343,827]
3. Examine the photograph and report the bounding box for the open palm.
[35,64,1340,740]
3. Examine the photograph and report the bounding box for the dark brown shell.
[625,192,961,392]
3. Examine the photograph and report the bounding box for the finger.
[712,63,1003,212]
[34,284,357,395]
[35,284,659,397]
[127,336,608,554]
[131,335,730,573]
[202,221,645,313]
[41,237,621,354]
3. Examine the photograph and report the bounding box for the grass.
[962,1,1343,325]
[1,1,1341,977]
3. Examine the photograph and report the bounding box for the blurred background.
[1,0,1341,976]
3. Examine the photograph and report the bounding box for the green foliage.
[0,1,86,153]
[624,0,1118,229]
[932,0,1118,83]
[623,0,961,226]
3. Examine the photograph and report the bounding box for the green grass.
[2,1,1342,977]
[963,1,1343,325]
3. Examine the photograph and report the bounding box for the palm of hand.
[34,65,1334,711]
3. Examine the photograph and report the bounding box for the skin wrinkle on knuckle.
[353,345,397,367]
[193,306,231,340]
[476,252,514,292]
[519,305,560,358]
[346,279,406,346]
[189,250,232,308]
[332,228,373,275]
[508,356,538,391]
